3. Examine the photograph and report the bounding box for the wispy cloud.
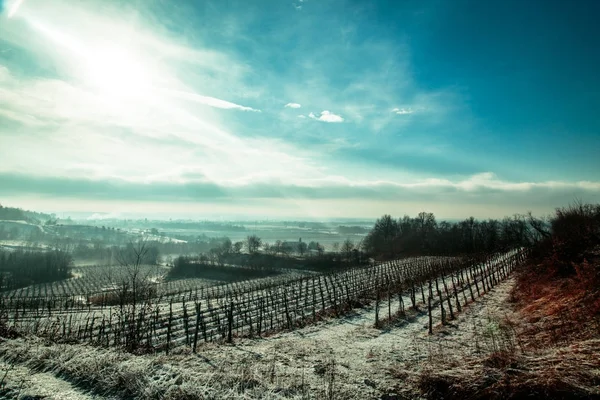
[166,90,260,112]
[308,110,344,123]
[285,102,302,109]
[392,107,414,115]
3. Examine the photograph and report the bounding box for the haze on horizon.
[0,0,599,220]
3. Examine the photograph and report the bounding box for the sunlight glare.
[28,18,86,56]
[7,0,25,18]
[28,17,153,99]
[84,47,152,98]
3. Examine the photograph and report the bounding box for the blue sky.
[0,0,598,219]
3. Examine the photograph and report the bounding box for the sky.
[0,0,599,220]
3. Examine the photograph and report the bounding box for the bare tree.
[527,211,551,241]
[332,242,340,253]
[280,242,291,258]
[246,235,262,255]
[233,241,244,254]
[363,214,399,257]
[113,239,160,304]
[274,240,283,256]
[111,238,161,352]
[265,242,281,257]
[317,242,325,257]
[298,239,308,257]
[341,238,354,264]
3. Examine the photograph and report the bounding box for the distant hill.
[0,204,53,224]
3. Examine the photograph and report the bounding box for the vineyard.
[0,263,310,306]
[0,248,527,353]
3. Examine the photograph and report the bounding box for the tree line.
[362,212,545,259]
[167,254,282,282]
[173,235,365,273]
[0,249,73,291]
[0,203,53,224]
[52,237,220,264]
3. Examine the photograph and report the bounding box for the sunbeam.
[7,0,25,18]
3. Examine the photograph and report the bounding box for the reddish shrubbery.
[538,202,599,274]
[513,202,600,344]
[524,202,599,287]
[415,203,600,400]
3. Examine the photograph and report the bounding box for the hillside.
[0,204,598,399]
[0,204,53,225]
[416,203,600,399]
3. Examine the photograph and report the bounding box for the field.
[0,263,305,302]
[1,249,526,355]
[0,248,535,400]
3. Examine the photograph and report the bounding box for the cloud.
[2,171,599,202]
[285,102,301,109]
[392,107,414,115]
[86,212,122,220]
[2,170,598,218]
[308,110,344,123]
[166,90,260,112]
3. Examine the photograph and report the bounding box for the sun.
[25,17,154,99]
[83,46,152,99]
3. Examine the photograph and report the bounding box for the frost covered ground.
[0,278,519,399]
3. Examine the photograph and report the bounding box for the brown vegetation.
[515,202,600,345]
[417,202,600,400]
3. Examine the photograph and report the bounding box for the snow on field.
[191,273,517,396]
[0,239,51,252]
[1,250,523,398]
[0,359,104,400]
[0,274,518,399]
[195,276,517,398]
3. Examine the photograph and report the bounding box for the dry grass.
[417,338,600,400]
[415,204,600,399]
[416,258,600,399]
[513,272,600,347]
[0,336,362,399]
[0,311,19,339]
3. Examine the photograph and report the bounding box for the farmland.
[1,204,597,399]
[1,249,526,354]
[0,247,532,400]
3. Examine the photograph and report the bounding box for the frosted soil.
[0,359,109,400]
[0,277,516,399]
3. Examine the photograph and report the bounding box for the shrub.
[528,202,599,278]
